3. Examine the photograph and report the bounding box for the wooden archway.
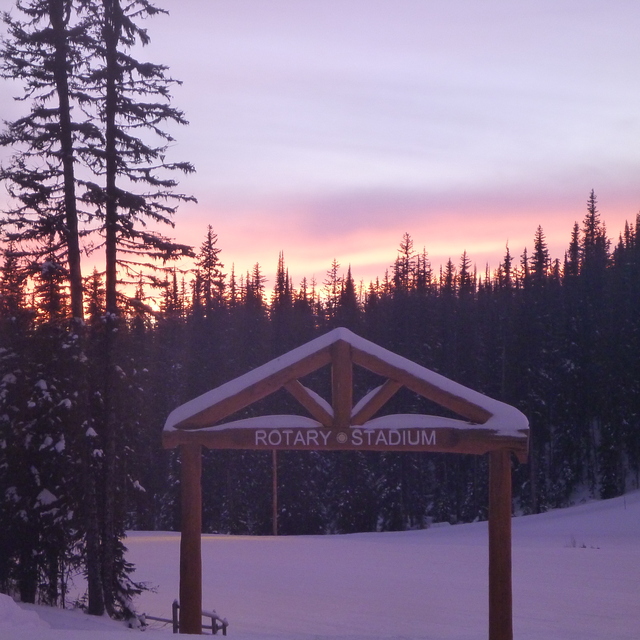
[163,328,529,638]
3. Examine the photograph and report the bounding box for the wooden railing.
[141,599,229,635]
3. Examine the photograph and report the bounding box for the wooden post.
[272,449,278,536]
[172,599,179,634]
[331,340,352,430]
[488,449,513,640]
[179,444,202,634]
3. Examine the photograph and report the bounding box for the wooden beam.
[351,347,492,424]
[174,348,332,430]
[284,379,333,426]
[179,444,202,635]
[488,449,513,640]
[272,449,278,536]
[351,380,402,425]
[331,340,352,430]
[164,424,527,458]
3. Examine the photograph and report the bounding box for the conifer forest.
[1,0,640,622]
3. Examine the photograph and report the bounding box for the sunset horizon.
[2,0,640,294]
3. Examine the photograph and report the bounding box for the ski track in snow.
[4,490,639,640]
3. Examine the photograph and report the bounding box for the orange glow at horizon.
[66,188,638,309]
[3,0,640,309]
[163,198,637,293]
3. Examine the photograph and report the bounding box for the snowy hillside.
[4,491,639,640]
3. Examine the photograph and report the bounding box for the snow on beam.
[166,348,332,430]
[351,380,403,425]
[351,347,492,425]
[164,327,529,449]
[284,379,333,426]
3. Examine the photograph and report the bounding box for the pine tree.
[195,226,225,315]
[580,191,609,289]
[531,226,549,286]
[1,0,195,616]
[322,258,341,326]
[86,268,105,322]
[392,232,415,295]
[0,268,88,605]
[79,1,194,616]
[564,222,581,280]
[335,265,360,331]
[0,1,108,611]
[0,0,93,320]
[271,252,297,353]
[414,247,432,295]
[458,251,474,297]
[78,0,195,313]
[0,241,27,317]
[34,240,70,323]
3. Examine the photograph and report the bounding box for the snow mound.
[0,593,50,631]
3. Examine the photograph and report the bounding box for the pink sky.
[2,0,640,290]
[174,183,638,288]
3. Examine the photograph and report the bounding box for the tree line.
[1,194,640,612]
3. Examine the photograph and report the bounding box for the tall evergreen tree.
[322,258,341,326]
[0,0,93,319]
[0,1,109,612]
[1,0,195,617]
[457,250,474,297]
[335,265,360,330]
[564,222,581,280]
[0,241,27,316]
[80,0,194,312]
[83,0,193,616]
[195,225,225,315]
[392,232,415,295]
[531,226,549,286]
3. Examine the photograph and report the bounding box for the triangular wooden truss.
[163,327,528,460]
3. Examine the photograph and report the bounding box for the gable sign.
[163,328,528,459]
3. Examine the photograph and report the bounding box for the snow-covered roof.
[164,328,529,451]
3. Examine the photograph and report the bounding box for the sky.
[2,0,640,289]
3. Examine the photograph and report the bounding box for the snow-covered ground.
[4,490,639,639]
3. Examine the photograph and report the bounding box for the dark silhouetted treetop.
[580,190,610,283]
[440,258,456,296]
[79,0,195,313]
[392,232,415,295]
[414,247,432,295]
[195,225,225,314]
[564,222,581,280]
[458,250,474,297]
[531,225,549,286]
[323,258,341,323]
[0,0,103,319]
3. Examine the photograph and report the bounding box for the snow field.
[4,490,639,639]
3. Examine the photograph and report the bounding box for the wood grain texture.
[179,444,202,635]
[351,347,492,424]
[174,348,332,430]
[488,449,513,640]
[164,425,527,457]
[351,379,402,425]
[331,340,353,429]
[284,379,333,426]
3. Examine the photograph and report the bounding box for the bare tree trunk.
[103,0,119,316]
[99,0,121,615]
[84,437,105,616]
